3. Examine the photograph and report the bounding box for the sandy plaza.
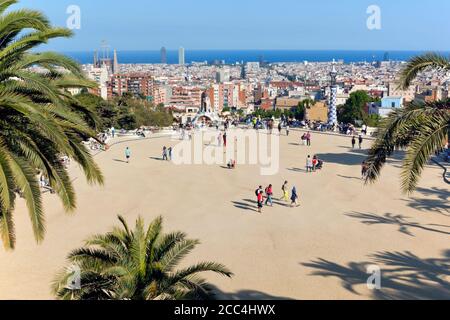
[1,129,448,300]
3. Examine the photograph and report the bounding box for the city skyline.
[16,0,450,52]
[62,49,450,66]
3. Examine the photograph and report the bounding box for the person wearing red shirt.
[265,184,273,207]
[256,186,264,213]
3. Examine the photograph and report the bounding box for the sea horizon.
[61,49,450,65]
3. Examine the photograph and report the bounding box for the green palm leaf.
[0,2,103,249]
[53,216,233,300]
[399,53,450,89]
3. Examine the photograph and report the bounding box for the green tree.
[365,52,450,193]
[75,93,117,129]
[117,113,137,130]
[96,102,118,129]
[338,91,371,124]
[365,114,381,127]
[0,0,103,249]
[119,98,173,128]
[52,215,233,300]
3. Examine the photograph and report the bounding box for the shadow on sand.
[149,157,166,161]
[232,201,258,213]
[337,174,363,181]
[346,212,450,237]
[337,146,368,153]
[287,167,307,173]
[232,198,290,212]
[208,285,294,300]
[316,152,367,166]
[321,147,406,167]
[403,187,450,215]
[301,250,450,299]
[113,159,128,163]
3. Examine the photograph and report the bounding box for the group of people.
[162,146,173,161]
[227,159,236,169]
[339,123,358,135]
[218,131,227,147]
[351,135,364,149]
[123,146,174,163]
[88,138,103,151]
[300,132,312,146]
[306,155,323,172]
[255,181,299,213]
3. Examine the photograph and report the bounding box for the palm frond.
[399,53,450,89]
[401,112,449,193]
[54,216,233,300]
[7,153,44,242]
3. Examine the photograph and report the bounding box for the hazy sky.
[16,0,450,51]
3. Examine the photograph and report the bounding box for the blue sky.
[16,0,450,51]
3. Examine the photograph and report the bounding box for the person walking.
[358,135,363,149]
[265,184,274,207]
[362,124,367,135]
[223,132,227,148]
[306,132,311,146]
[306,155,313,173]
[111,126,115,138]
[352,136,356,149]
[281,181,289,201]
[291,186,299,207]
[286,125,290,136]
[256,186,264,213]
[125,147,131,164]
[301,133,307,146]
[168,147,173,161]
[162,146,168,161]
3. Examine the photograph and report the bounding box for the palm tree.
[0,0,103,249]
[52,215,233,300]
[365,53,450,193]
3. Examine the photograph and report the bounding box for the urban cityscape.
[74,45,445,126]
[0,0,449,311]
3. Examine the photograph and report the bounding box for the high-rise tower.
[99,41,113,72]
[328,61,338,129]
[161,47,167,64]
[178,47,185,65]
[113,49,119,74]
[93,50,99,67]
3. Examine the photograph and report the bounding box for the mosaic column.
[328,65,338,128]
